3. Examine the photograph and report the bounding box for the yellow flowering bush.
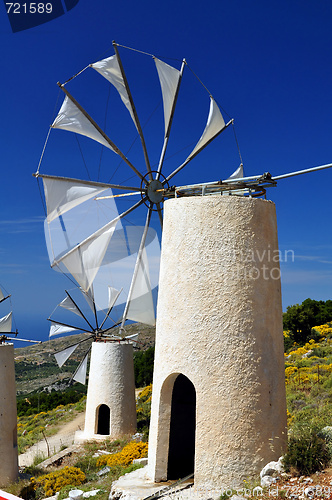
[312,324,332,338]
[137,384,152,404]
[96,441,148,468]
[31,466,86,497]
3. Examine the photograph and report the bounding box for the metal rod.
[0,295,10,305]
[113,42,153,181]
[52,335,94,355]
[272,163,332,180]
[47,318,93,335]
[99,288,122,330]
[33,172,141,192]
[57,83,146,184]
[166,119,233,183]
[65,290,96,332]
[156,58,186,179]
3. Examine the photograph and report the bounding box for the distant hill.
[14,324,155,397]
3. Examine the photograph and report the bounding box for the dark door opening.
[167,374,196,479]
[97,404,110,435]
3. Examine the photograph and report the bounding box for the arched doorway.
[96,404,110,435]
[167,374,196,479]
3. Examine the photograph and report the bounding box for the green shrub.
[283,425,330,475]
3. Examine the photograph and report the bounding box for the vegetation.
[31,467,86,497]
[17,387,86,417]
[136,384,152,438]
[133,346,154,387]
[96,441,148,468]
[283,298,332,347]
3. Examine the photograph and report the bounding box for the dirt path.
[19,412,85,467]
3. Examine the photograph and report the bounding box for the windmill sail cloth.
[49,323,77,337]
[154,58,181,136]
[54,343,79,367]
[81,287,96,312]
[73,352,89,384]
[126,248,155,326]
[43,177,108,223]
[52,96,116,152]
[226,164,244,180]
[0,312,12,332]
[60,295,85,318]
[58,219,118,291]
[185,97,226,161]
[0,287,4,301]
[91,55,137,129]
[108,286,120,309]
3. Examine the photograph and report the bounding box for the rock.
[261,476,276,487]
[260,457,284,479]
[83,491,101,498]
[132,458,148,466]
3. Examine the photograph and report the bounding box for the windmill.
[0,285,41,486]
[34,42,332,477]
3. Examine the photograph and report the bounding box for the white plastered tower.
[76,341,136,442]
[0,343,18,486]
[148,195,287,491]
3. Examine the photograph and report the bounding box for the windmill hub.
[141,171,169,207]
[147,179,163,203]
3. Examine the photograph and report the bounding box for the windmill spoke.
[33,173,142,193]
[119,204,153,332]
[58,84,147,185]
[53,335,94,355]
[47,318,93,335]
[165,118,233,183]
[64,290,96,331]
[113,42,153,181]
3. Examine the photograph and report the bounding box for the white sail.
[226,164,244,180]
[0,287,4,302]
[49,323,77,337]
[81,286,95,312]
[92,55,137,128]
[60,295,85,318]
[73,352,89,385]
[52,96,116,152]
[155,58,181,136]
[0,312,12,332]
[185,97,225,161]
[43,177,108,223]
[108,286,120,310]
[58,219,118,292]
[54,343,79,368]
[126,247,155,326]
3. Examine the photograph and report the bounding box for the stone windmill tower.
[34,40,332,490]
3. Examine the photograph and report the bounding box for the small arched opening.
[96,404,110,435]
[167,373,196,479]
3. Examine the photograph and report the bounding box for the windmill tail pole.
[272,162,332,180]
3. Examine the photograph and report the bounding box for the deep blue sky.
[0,0,331,344]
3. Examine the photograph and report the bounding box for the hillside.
[14,324,155,397]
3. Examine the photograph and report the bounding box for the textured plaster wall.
[83,342,136,439]
[0,344,18,486]
[148,195,287,490]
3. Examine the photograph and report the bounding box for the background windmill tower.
[0,286,41,486]
[49,285,146,441]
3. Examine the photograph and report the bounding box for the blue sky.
[0,0,331,344]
